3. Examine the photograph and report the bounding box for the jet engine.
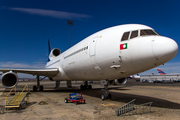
[114,78,127,85]
[1,72,18,88]
[49,48,61,60]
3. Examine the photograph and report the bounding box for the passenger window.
[121,32,130,41]
[130,30,138,39]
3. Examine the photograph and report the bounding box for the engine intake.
[49,48,61,60]
[1,72,18,88]
[114,78,127,85]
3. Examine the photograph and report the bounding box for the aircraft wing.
[0,68,59,77]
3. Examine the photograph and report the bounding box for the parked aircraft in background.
[157,69,166,75]
[132,69,180,83]
[0,24,178,100]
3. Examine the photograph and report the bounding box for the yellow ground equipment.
[5,84,29,110]
[0,88,13,97]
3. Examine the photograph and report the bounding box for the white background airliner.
[0,24,178,100]
[133,69,180,83]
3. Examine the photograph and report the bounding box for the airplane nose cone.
[152,36,178,62]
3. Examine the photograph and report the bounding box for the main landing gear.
[101,80,111,101]
[54,81,60,89]
[33,76,44,91]
[80,81,92,90]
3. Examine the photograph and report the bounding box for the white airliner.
[0,24,178,100]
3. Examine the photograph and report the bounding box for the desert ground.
[0,80,180,120]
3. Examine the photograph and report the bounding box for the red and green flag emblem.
[120,43,128,50]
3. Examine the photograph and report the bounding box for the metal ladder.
[0,88,14,97]
[5,84,29,109]
[115,99,153,116]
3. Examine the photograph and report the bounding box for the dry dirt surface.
[0,80,180,120]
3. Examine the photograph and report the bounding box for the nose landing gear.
[101,80,112,101]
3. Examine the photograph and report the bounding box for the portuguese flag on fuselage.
[120,43,128,50]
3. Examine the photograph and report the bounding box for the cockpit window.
[140,29,158,36]
[121,29,159,41]
[121,32,130,41]
[130,30,138,39]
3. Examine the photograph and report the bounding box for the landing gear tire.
[39,85,44,91]
[88,85,92,89]
[33,85,44,91]
[81,85,85,90]
[34,75,45,92]
[80,81,92,90]
[108,93,112,99]
[64,98,68,103]
[33,86,37,92]
[101,80,112,101]
[81,85,92,90]
[101,93,111,101]
[101,94,105,101]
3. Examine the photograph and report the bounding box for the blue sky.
[0,0,180,77]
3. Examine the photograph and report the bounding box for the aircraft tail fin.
[157,69,166,75]
[48,39,52,62]
[48,39,52,54]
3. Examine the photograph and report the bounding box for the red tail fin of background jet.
[157,69,166,75]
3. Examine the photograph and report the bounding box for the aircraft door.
[89,37,98,56]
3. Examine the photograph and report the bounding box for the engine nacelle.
[1,72,18,88]
[114,78,127,85]
[49,48,61,60]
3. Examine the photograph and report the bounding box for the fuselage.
[45,24,178,81]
